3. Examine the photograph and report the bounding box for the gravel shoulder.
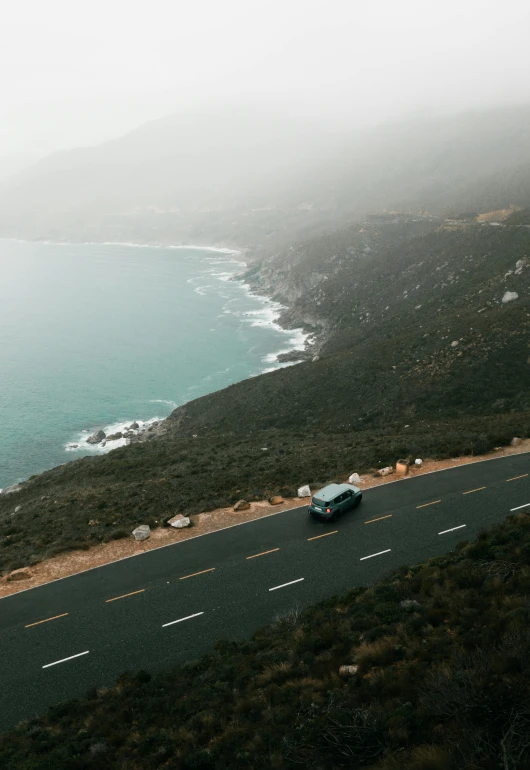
[1,440,528,598]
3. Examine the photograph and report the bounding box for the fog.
[2,0,530,159]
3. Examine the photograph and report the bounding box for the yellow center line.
[25,613,68,628]
[105,589,145,603]
[246,547,280,560]
[463,486,486,495]
[179,567,216,580]
[365,514,393,524]
[507,474,528,482]
[417,500,441,509]
[307,530,338,541]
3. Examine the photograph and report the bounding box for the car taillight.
[326,508,331,513]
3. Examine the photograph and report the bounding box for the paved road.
[0,453,528,730]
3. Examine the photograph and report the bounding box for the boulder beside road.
[168,514,191,528]
[269,496,284,505]
[298,485,311,497]
[132,524,151,541]
[234,500,250,511]
[348,473,361,485]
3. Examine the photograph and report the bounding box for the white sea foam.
[64,416,161,455]
[194,285,212,296]
[150,399,177,408]
[3,237,242,256]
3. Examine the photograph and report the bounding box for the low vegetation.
[2,510,530,768]
[1,413,528,575]
[1,216,528,574]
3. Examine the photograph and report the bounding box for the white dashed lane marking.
[360,549,391,561]
[269,578,304,592]
[162,612,204,628]
[438,524,466,535]
[42,651,89,669]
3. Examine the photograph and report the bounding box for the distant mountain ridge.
[2,105,530,248]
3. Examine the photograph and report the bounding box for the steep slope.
[1,216,528,573]
[170,217,530,434]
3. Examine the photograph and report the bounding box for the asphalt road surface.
[0,453,528,730]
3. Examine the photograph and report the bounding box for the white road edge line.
[360,549,391,561]
[269,578,304,592]
[42,650,89,669]
[162,612,204,628]
[510,502,530,512]
[438,524,467,535]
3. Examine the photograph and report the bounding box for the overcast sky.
[1,0,530,158]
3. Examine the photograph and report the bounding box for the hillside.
[2,106,530,251]
[1,215,528,574]
[1,509,530,769]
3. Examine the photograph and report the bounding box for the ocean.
[0,240,307,489]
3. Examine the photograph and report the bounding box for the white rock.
[14,505,22,513]
[348,473,361,485]
[415,458,423,467]
[502,291,518,303]
[298,485,311,498]
[338,665,359,677]
[451,340,459,348]
[132,524,150,541]
[169,515,191,529]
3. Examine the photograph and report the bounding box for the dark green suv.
[308,483,362,521]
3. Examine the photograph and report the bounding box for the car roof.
[313,483,353,501]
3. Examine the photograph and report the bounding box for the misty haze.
[0,1,529,768]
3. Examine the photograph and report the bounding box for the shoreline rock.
[87,430,106,445]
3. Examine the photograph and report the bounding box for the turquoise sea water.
[0,240,305,489]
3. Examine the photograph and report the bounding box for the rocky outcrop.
[502,291,518,303]
[129,422,139,430]
[276,349,311,363]
[87,430,106,445]
[106,432,123,441]
[132,524,150,541]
